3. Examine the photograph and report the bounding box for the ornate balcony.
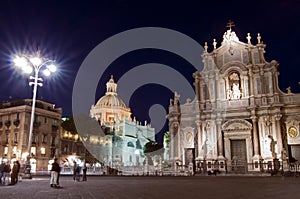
[13,119,20,127]
[5,120,11,128]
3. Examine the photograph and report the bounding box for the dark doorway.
[231,140,247,173]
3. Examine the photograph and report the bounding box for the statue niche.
[227,72,241,100]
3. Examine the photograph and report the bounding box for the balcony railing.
[5,120,11,128]
[13,119,20,127]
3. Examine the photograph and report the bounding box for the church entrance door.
[231,140,247,173]
[185,148,195,171]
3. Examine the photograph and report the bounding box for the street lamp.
[13,53,56,178]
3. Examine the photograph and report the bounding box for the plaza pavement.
[0,175,299,199]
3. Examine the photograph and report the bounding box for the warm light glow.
[29,57,42,66]
[41,147,45,155]
[4,146,8,155]
[13,146,17,154]
[64,132,68,138]
[22,152,29,160]
[31,146,36,156]
[47,64,56,72]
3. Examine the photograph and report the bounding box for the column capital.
[251,116,257,122]
[195,120,202,127]
[264,116,271,126]
[275,114,282,121]
[216,119,222,125]
[171,122,179,130]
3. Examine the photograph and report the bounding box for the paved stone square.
[0,175,299,199]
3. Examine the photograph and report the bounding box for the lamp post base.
[23,156,32,179]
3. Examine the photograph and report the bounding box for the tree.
[164,131,170,147]
[143,141,164,154]
[61,116,77,134]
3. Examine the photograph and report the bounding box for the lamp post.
[13,53,56,178]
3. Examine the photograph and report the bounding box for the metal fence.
[31,161,300,176]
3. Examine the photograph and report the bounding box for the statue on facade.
[174,91,180,105]
[232,83,241,99]
[268,135,277,158]
[227,89,233,99]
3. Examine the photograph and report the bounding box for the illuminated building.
[90,76,155,169]
[167,24,300,174]
[0,99,61,172]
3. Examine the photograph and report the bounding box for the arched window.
[127,142,135,148]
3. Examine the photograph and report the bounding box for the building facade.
[89,76,155,168]
[0,99,61,172]
[167,27,300,174]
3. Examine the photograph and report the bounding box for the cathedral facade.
[167,27,300,174]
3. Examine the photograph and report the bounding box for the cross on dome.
[226,20,235,30]
[222,20,239,44]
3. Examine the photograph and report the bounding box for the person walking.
[56,161,62,186]
[2,161,11,185]
[50,158,60,188]
[15,161,20,183]
[75,164,81,182]
[73,160,76,181]
[0,161,4,184]
[10,161,19,185]
[82,163,87,181]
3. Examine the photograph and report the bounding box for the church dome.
[95,75,127,108]
[96,94,126,108]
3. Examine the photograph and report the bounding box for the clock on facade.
[288,126,298,138]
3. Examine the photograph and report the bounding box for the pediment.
[222,119,252,131]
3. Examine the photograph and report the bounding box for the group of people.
[0,160,21,185]
[73,160,87,182]
[50,158,88,188]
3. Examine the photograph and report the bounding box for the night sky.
[0,0,299,143]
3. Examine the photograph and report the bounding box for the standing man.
[15,161,20,184]
[50,158,60,188]
[82,163,87,181]
[10,161,19,185]
[0,161,4,184]
[2,161,11,185]
[73,160,76,181]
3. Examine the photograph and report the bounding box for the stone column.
[251,116,260,156]
[193,72,201,101]
[196,121,203,159]
[215,73,220,101]
[275,114,283,159]
[217,119,223,158]
[224,135,231,172]
[243,76,249,97]
[248,68,254,96]
[251,116,262,171]
[216,119,225,171]
[240,75,244,98]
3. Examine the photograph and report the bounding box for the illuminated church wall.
[168,24,300,173]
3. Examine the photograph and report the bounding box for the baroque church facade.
[167,26,300,174]
[90,76,155,168]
